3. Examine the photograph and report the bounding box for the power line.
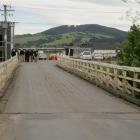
[16,22,50,25]
[15,21,129,29]
[14,5,123,13]
[0,4,14,22]
[15,22,61,27]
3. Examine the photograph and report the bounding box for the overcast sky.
[0,0,136,34]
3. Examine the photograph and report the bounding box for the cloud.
[69,0,124,6]
[15,24,49,34]
[0,0,130,34]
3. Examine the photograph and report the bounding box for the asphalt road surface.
[0,61,140,140]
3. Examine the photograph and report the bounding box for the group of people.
[11,49,39,63]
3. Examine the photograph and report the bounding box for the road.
[0,61,140,140]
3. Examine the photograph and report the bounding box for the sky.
[0,0,138,34]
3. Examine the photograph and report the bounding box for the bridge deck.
[0,61,140,140]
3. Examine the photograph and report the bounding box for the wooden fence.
[57,57,140,106]
[0,56,18,97]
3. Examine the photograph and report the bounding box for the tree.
[122,0,140,24]
[119,24,140,67]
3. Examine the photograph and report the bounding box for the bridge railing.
[0,56,18,97]
[57,57,140,105]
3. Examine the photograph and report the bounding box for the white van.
[80,51,92,60]
[38,51,47,60]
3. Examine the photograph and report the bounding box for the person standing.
[11,49,16,57]
[30,49,34,62]
[20,49,25,62]
[17,49,20,61]
[34,49,38,63]
[25,49,30,62]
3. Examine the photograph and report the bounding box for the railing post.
[56,57,140,104]
[0,65,2,92]
[133,72,138,97]
[106,67,110,87]
[122,70,127,94]
[94,64,98,85]
[0,56,18,95]
[114,67,118,90]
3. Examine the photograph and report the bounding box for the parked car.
[92,53,104,60]
[80,51,92,60]
[49,54,58,60]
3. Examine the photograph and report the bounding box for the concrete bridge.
[0,57,140,140]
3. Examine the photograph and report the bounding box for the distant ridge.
[15,24,127,49]
[42,24,126,37]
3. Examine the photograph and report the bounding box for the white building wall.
[93,50,117,59]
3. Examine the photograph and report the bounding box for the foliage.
[118,24,140,67]
[121,0,140,24]
[15,24,126,49]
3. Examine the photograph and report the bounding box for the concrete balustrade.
[0,56,18,97]
[57,57,140,106]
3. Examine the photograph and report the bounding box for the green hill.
[15,24,127,49]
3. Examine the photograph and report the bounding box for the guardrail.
[0,56,18,97]
[57,57,140,106]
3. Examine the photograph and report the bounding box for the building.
[93,50,117,60]
[0,22,15,61]
[64,46,92,58]
[62,46,118,60]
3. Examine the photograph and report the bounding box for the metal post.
[0,5,15,61]
[11,23,15,50]
[4,27,7,60]
[4,5,7,22]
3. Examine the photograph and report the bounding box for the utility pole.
[0,5,14,60]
